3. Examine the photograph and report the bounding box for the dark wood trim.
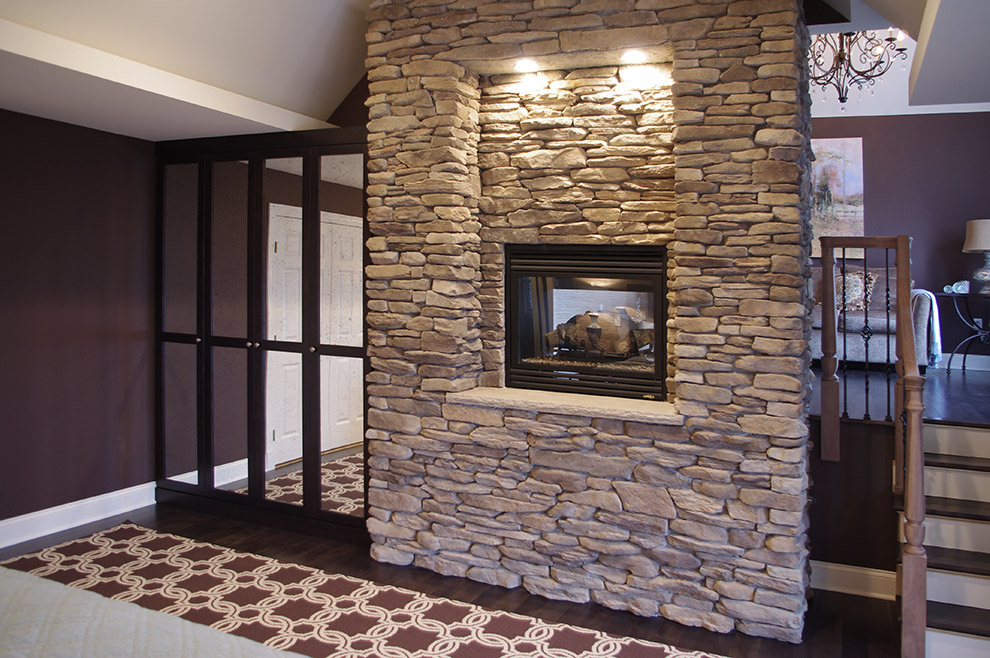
[156,127,367,162]
[926,546,990,578]
[154,489,370,542]
[199,161,215,490]
[248,157,265,501]
[927,600,990,638]
[302,148,321,513]
[154,162,166,482]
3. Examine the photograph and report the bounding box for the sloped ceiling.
[0,0,985,142]
[0,0,368,140]
[856,0,990,106]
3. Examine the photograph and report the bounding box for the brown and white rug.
[269,454,363,515]
[1,524,728,658]
[232,453,364,515]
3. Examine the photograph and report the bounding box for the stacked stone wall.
[364,0,814,643]
[475,68,676,388]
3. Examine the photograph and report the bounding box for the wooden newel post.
[900,375,927,658]
[819,238,840,461]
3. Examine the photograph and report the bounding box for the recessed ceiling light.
[515,58,538,73]
[621,49,647,64]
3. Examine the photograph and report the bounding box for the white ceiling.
[0,0,986,142]
[0,0,368,140]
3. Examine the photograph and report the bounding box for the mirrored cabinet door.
[162,342,198,485]
[157,133,366,526]
[162,164,198,335]
[212,160,249,339]
[265,157,304,344]
[317,152,366,516]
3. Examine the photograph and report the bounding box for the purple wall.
[813,112,990,356]
[0,109,156,521]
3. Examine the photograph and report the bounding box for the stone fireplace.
[365,0,814,643]
[505,243,666,399]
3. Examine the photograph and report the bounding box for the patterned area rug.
[2,524,728,658]
[233,453,363,515]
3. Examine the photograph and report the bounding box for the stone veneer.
[364,0,814,643]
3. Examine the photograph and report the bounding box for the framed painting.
[810,137,864,258]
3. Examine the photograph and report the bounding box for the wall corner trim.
[809,560,898,600]
[0,482,156,549]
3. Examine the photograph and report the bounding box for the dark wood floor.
[810,366,990,427]
[1,504,898,658]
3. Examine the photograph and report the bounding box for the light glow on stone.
[514,58,538,73]
[621,49,647,64]
[618,65,667,90]
[515,73,549,92]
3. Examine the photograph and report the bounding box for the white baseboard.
[809,560,897,600]
[215,459,249,487]
[937,353,990,371]
[0,482,156,549]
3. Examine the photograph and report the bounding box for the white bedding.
[0,566,303,658]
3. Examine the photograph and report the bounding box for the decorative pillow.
[834,271,879,311]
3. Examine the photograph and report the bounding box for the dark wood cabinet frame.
[155,127,369,540]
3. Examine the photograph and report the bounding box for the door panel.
[212,161,249,338]
[213,346,248,493]
[162,342,197,484]
[162,164,198,335]
[264,350,303,505]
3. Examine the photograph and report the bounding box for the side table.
[935,292,990,371]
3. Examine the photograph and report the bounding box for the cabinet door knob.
[309,346,316,353]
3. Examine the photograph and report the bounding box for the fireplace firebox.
[505,244,667,400]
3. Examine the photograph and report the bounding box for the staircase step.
[926,628,990,658]
[926,452,990,473]
[927,546,990,577]
[927,496,990,522]
[927,601,990,638]
[925,467,990,503]
[922,514,990,552]
[924,424,990,460]
[929,568,990,608]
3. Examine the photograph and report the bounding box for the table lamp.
[963,219,990,294]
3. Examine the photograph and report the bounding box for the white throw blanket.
[913,289,942,367]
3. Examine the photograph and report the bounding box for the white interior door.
[321,212,364,451]
[266,203,303,470]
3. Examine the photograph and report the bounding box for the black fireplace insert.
[505,244,667,400]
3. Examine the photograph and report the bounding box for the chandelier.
[809,30,908,103]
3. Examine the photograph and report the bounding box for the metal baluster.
[862,251,871,421]
[841,249,849,418]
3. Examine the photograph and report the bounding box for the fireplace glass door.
[506,244,666,400]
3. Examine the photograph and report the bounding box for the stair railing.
[818,235,926,658]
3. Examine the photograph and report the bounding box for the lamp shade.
[963,219,990,253]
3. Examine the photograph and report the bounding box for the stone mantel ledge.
[446,387,684,426]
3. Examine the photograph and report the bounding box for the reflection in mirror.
[320,355,364,515]
[163,342,197,485]
[212,161,249,338]
[163,164,198,334]
[265,158,303,342]
[213,347,248,494]
[319,154,364,347]
[265,350,303,505]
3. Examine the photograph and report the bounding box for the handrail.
[818,235,926,658]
